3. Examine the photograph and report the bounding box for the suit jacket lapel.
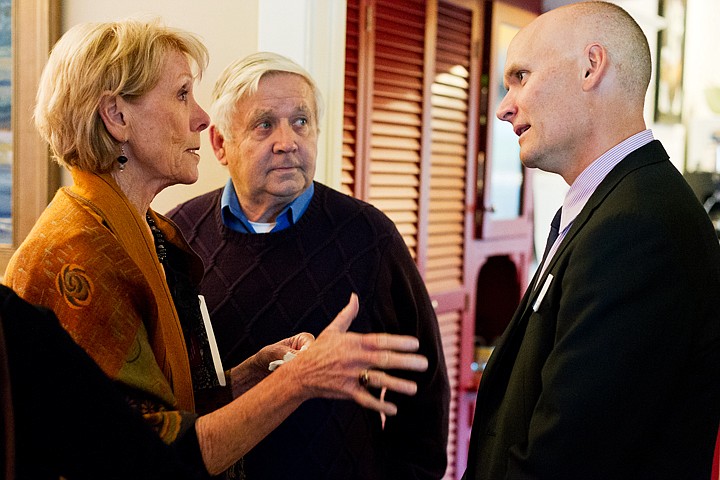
[533,140,669,296]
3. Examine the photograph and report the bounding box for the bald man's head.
[496,1,651,182]
[550,1,652,102]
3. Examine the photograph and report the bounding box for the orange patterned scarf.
[4,170,201,413]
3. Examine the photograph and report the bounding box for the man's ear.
[209,125,228,165]
[98,92,128,142]
[582,43,609,91]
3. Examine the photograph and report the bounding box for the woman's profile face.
[122,50,210,193]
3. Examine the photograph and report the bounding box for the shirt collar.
[221,180,314,233]
[559,129,654,233]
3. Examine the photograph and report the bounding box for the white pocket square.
[532,274,553,312]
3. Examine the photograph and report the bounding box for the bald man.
[462,2,720,479]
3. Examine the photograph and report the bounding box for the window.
[0,0,60,273]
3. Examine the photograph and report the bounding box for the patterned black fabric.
[161,238,219,392]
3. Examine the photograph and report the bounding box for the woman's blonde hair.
[34,19,208,172]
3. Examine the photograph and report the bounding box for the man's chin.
[518,150,534,169]
[179,172,200,186]
[271,177,310,194]
[269,185,305,201]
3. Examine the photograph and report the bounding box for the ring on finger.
[358,369,370,387]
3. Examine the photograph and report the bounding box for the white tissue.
[268,345,307,371]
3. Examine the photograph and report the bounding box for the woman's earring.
[117,144,128,171]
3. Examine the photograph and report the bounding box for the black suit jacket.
[463,141,720,479]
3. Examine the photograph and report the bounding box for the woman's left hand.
[227,332,316,397]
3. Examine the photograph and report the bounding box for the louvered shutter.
[342,0,361,197]
[364,0,426,257]
[428,2,472,294]
[430,3,477,478]
[342,1,480,477]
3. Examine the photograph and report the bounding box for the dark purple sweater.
[168,182,450,480]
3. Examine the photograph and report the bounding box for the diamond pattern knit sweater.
[168,182,450,480]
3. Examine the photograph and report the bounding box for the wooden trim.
[356,0,373,199]
[0,0,60,273]
[416,0,437,276]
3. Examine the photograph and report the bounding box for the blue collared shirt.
[220,179,314,233]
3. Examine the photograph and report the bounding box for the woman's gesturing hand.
[282,293,428,416]
[196,293,428,474]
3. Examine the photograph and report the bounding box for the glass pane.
[488,21,523,221]
[0,0,11,244]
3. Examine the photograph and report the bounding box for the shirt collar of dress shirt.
[220,179,314,233]
[558,129,655,234]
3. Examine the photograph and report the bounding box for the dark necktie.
[541,207,562,263]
